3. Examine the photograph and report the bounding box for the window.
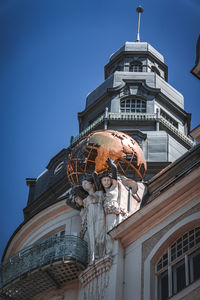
[120,98,146,113]
[129,61,142,72]
[54,161,64,175]
[160,109,178,128]
[151,66,161,76]
[156,226,200,299]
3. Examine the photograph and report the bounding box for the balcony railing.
[159,116,194,146]
[108,112,156,121]
[0,235,88,300]
[71,113,105,145]
[71,111,194,147]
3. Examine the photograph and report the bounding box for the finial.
[136,6,144,42]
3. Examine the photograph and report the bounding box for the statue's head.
[100,176,112,190]
[98,171,112,190]
[81,174,95,193]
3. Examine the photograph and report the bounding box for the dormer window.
[129,61,142,72]
[120,98,146,113]
[151,65,161,76]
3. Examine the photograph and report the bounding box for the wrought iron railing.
[0,235,88,287]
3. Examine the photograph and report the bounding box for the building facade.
[0,31,200,300]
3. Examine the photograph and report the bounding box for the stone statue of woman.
[72,186,88,240]
[81,174,106,264]
[99,158,124,255]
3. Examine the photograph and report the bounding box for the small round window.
[54,161,64,175]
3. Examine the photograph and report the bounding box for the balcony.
[71,111,194,147]
[0,235,88,300]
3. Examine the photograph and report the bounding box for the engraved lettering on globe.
[67,130,147,185]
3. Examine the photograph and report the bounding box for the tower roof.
[109,42,164,63]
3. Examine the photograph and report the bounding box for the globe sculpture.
[67,130,147,185]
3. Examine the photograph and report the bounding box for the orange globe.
[67,130,147,185]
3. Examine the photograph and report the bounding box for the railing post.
[156,108,160,131]
[104,107,109,130]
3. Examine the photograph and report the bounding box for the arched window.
[151,65,161,76]
[129,61,143,72]
[120,98,146,113]
[156,226,200,300]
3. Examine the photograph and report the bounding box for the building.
[0,8,200,300]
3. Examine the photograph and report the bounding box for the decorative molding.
[79,256,113,288]
[109,166,200,247]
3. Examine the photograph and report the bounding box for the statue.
[72,186,88,240]
[66,130,147,300]
[81,174,106,264]
[100,159,126,255]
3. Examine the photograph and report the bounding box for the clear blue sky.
[0,0,199,260]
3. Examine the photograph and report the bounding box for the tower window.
[129,61,142,72]
[156,226,200,299]
[160,109,178,128]
[120,98,146,113]
[151,66,161,76]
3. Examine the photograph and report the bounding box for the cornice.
[109,166,200,247]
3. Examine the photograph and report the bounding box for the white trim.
[143,212,200,300]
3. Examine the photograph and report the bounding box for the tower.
[0,6,199,300]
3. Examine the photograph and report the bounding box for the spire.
[136,6,144,42]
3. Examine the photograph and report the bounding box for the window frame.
[129,61,143,72]
[120,97,147,113]
[156,226,200,299]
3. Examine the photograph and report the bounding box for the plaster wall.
[124,243,142,300]
[107,241,124,300]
